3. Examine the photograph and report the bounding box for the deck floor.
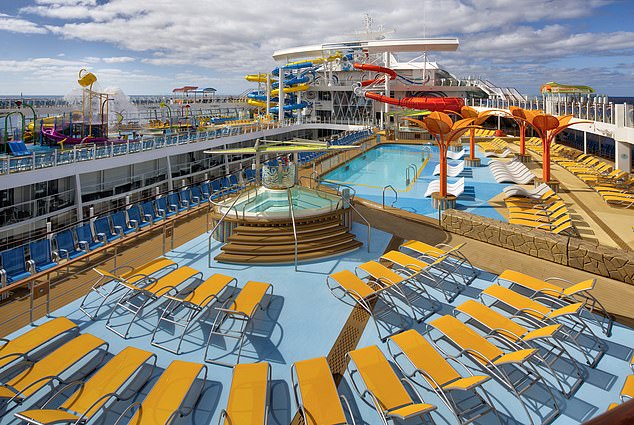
[0,223,632,425]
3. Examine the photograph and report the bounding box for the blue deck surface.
[323,144,508,221]
[1,223,632,425]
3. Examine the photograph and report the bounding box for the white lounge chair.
[433,161,465,177]
[489,160,536,184]
[447,149,466,160]
[503,183,551,199]
[425,177,465,197]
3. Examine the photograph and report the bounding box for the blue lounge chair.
[192,185,205,204]
[200,181,211,201]
[141,200,162,223]
[111,210,136,236]
[155,196,177,218]
[93,216,120,243]
[52,229,84,261]
[75,223,105,252]
[179,188,200,209]
[229,174,244,190]
[210,179,224,200]
[27,239,57,273]
[221,177,237,194]
[244,168,256,183]
[0,245,31,284]
[167,192,186,213]
[126,204,151,230]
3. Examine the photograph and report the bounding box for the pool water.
[230,186,341,217]
[324,144,427,191]
[322,143,508,220]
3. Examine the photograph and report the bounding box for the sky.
[0,0,633,96]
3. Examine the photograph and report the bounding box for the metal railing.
[287,189,299,271]
[382,185,398,208]
[207,193,242,268]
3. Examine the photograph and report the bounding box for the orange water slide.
[353,62,464,112]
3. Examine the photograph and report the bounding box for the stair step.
[227,225,348,245]
[215,240,363,264]
[221,233,356,255]
[233,219,342,236]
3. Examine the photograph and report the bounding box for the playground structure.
[245,54,342,119]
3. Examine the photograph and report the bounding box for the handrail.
[318,179,357,202]
[406,163,417,185]
[207,193,242,268]
[348,201,371,253]
[287,189,299,272]
[241,186,260,219]
[382,185,398,208]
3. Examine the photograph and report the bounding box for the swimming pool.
[322,143,508,220]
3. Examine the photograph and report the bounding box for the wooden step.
[221,233,356,255]
[215,240,363,264]
[227,225,349,245]
[233,219,342,237]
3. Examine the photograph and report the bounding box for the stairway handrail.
[287,188,299,271]
[241,186,260,219]
[348,201,371,253]
[207,193,242,268]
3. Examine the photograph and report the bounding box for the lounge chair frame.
[79,259,178,320]
[346,351,435,425]
[113,362,208,425]
[290,360,356,425]
[151,274,237,354]
[106,268,202,339]
[326,271,425,342]
[217,362,271,425]
[453,305,585,398]
[204,282,273,367]
[16,351,157,425]
[386,334,500,425]
[427,319,561,425]
[480,287,607,368]
[401,241,479,286]
[502,273,614,337]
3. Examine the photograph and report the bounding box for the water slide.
[353,63,464,113]
[41,127,128,146]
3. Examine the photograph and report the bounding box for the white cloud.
[0,13,48,34]
[102,56,135,63]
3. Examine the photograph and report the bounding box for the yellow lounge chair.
[151,273,237,354]
[106,266,203,338]
[205,281,272,366]
[291,357,355,425]
[116,360,207,425]
[480,285,606,367]
[379,250,464,302]
[219,362,270,424]
[81,257,178,319]
[454,300,584,398]
[0,334,108,410]
[327,268,419,341]
[387,329,499,425]
[15,346,157,425]
[0,317,79,371]
[621,375,634,403]
[400,239,479,284]
[498,269,613,336]
[347,345,436,424]
[356,260,439,320]
[428,315,560,425]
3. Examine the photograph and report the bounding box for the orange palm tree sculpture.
[458,106,497,161]
[404,112,476,197]
[509,106,541,156]
[512,109,587,182]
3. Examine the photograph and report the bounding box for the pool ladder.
[382,185,398,208]
[405,163,418,186]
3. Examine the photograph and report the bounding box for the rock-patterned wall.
[441,210,634,284]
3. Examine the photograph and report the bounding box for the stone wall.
[441,209,634,284]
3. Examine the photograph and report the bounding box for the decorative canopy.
[204,138,360,155]
[540,82,595,95]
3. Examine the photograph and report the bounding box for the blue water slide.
[269,101,310,114]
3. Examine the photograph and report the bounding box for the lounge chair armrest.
[97,233,107,243]
[114,225,124,237]
[26,259,36,274]
[113,401,142,425]
[42,380,86,408]
[78,240,90,251]
[143,213,152,221]
[129,219,139,231]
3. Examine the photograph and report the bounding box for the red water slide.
[353,63,464,112]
